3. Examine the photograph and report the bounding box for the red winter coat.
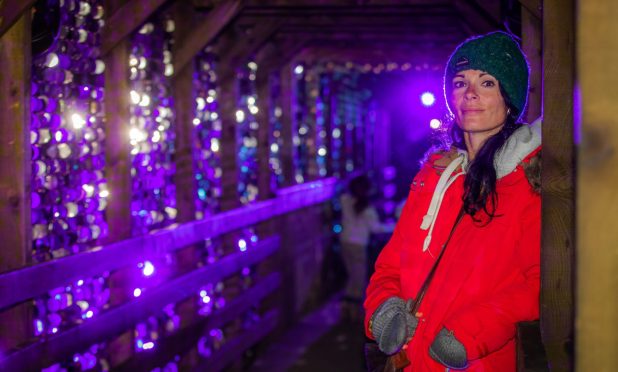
[365,146,541,372]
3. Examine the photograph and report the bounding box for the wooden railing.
[0,178,336,371]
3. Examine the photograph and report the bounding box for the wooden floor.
[250,295,367,372]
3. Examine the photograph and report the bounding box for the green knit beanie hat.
[444,31,530,121]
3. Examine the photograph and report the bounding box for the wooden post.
[279,63,296,186]
[172,64,197,223]
[255,54,274,201]
[103,38,134,366]
[577,1,618,370]
[0,12,32,352]
[521,4,542,123]
[541,0,575,370]
[217,69,240,212]
[305,67,319,180]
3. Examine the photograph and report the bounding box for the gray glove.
[370,297,418,355]
[429,327,468,369]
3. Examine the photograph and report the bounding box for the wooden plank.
[173,0,242,74]
[172,62,197,222]
[451,0,502,35]
[521,4,542,123]
[255,54,275,200]
[541,0,575,370]
[0,11,32,353]
[115,273,281,371]
[519,0,542,20]
[0,178,336,310]
[577,1,618,370]
[194,309,279,371]
[279,63,296,186]
[0,0,35,38]
[103,39,133,243]
[0,238,280,371]
[101,0,168,56]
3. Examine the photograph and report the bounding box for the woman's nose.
[464,85,478,99]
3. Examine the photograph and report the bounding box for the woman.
[340,174,395,320]
[364,31,541,371]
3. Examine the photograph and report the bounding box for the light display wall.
[128,14,177,236]
[236,61,260,205]
[192,47,222,219]
[31,0,111,370]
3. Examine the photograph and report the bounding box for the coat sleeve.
[363,195,414,338]
[442,198,540,360]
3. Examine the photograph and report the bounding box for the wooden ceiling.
[0,0,521,72]
[192,0,511,68]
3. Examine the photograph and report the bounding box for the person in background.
[364,31,541,371]
[340,174,395,321]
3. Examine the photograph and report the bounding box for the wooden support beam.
[101,0,168,56]
[255,52,275,200]
[541,0,575,370]
[452,0,502,35]
[0,178,336,311]
[521,2,542,122]
[102,37,135,366]
[217,62,240,211]
[103,39,133,244]
[279,63,296,186]
[0,0,35,38]
[172,61,197,222]
[577,1,618,370]
[172,0,242,74]
[519,0,542,20]
[0,11,32,352]
[216,21,282,83]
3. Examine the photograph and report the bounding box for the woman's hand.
[370,297,418,355]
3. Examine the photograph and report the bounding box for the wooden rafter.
[0,0,36,38]
[519,0,542,20]
[101,0,168,55]
[172,0,242,74]
[452,0,502,35]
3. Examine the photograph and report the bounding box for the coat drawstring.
[420,154,466,252]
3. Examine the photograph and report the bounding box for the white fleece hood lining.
[419,117,542,252]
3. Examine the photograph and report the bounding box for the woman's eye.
[482,80,496,87]
[453,81,465,88]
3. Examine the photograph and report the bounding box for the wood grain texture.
[0,0,35,38]
[577,0,618,370]
[521,4,542,123]
[541,0,575,370]
[172,0,242,73]
[0,12,32,352]
[101,0,168,56]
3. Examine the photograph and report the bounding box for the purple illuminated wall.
[193,47,222,218]
[31,0,111,369]
[128,15,177,236]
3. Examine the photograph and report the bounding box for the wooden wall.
[577,0,618,370]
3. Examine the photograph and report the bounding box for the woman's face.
[450,69,508,134]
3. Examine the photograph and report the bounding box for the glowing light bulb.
[142,261,155,276]
[235,110,245,123]
[430,118,442,129]
[130,90,140,104]
[294,65,304,75]
[421,92,436,107]
[133,288,142,297]
[71,113,86,129]
[238,239,247,252]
